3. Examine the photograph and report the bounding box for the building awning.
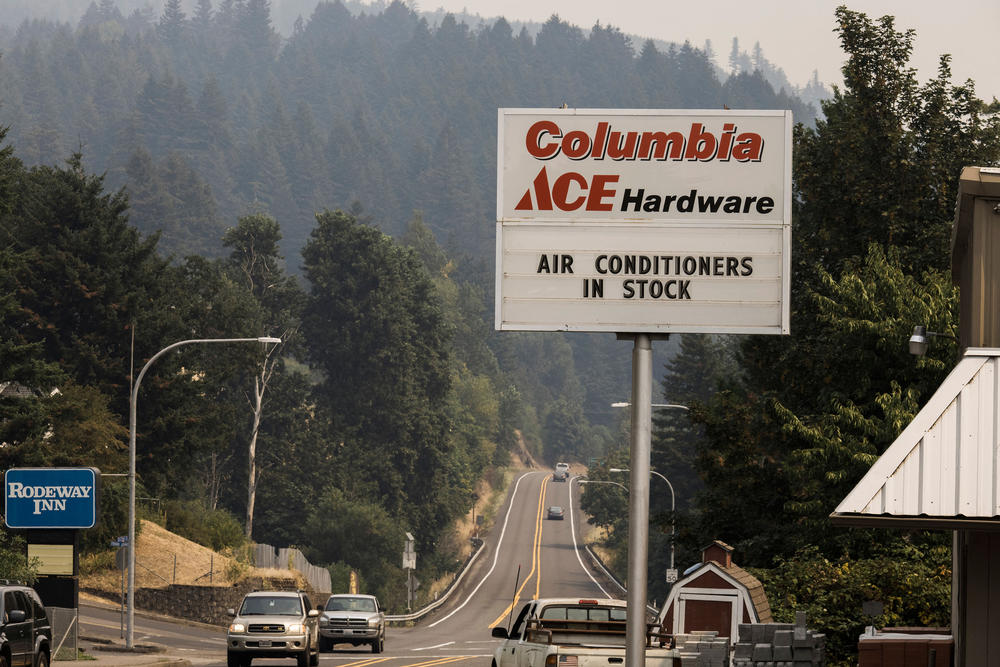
[832,348,1000,531]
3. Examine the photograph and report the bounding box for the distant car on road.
[553,462,570,482]
[318,594,385,653]
[226,590,319,667]
[547,506,565,520]
[0,583,51,667]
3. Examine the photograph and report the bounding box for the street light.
[611,402,690,411]
[577,478,629,493]
[610,468,677,582]
[610,400,687,584]
[908,325,957,356]
[127,336,280,648]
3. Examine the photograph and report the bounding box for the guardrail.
[384,538,485,623]
[584,544,659,615]
[584,544,627,594]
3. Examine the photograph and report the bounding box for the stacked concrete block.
[731,614,826,667]
[674,630,731,666]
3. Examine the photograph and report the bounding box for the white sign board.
[496,108,792,334]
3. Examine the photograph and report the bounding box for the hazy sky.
[424,0,1000,98]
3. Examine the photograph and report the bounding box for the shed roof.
[832,348,1000,529]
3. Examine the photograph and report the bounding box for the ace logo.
[514,166,619,212]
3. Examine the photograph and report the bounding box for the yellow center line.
[397,656,471,667]
[335,658,392,667]
[488,475,549,628]
[535,476,547,600]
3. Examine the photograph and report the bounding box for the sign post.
[496,108,792,667]
[112,539,128,637]
[403,532,416,611]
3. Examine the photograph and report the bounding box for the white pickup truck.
[491,598,678,667]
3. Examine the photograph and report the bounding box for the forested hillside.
[0,0,816,262]
[0,0,820,456]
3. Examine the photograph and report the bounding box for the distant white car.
[553,462,570,482]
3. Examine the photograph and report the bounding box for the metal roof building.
[832,348,1000,528]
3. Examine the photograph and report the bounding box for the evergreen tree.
[8,154,168,411]
[194,0,214,27]
[694,7,1000,565]
[157,0,187,47]
[652,335,736,515]
[301,209,460,548]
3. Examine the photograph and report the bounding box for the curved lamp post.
[610,400,687,583]
[127,336,281,648]
[577,478,629,493]
[611,402,690,411]
[610,468,677,579]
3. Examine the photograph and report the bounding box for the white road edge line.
[427,471,536,628]
[413,641,455,650]
[568,474,613,598]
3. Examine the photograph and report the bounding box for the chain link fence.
[49,606,79,661]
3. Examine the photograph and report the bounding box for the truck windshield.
[326,597,376,612]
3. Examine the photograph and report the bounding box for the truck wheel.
[319,636,332,652]
[297,646,309,667]
[226,652,242,667]
[371,636,383,654]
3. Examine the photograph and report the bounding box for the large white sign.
[496,108,792,333]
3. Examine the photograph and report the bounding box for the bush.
[161,499,248,552]
[79,550,116,575]
[204,510,245,551]
[752,542,951,666]
[222,543,255,582]
[326,561,357,594]
[0,530,37,583]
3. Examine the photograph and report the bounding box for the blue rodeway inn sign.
[4,467,99,529]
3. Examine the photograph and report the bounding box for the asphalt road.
[80,470,622,667]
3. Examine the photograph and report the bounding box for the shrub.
[752,542,951,666]
[0,530,37,583]
[161,499,248,552]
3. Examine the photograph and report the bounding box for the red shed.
[658,540,772,640]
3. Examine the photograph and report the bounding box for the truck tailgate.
[551,647,678,667]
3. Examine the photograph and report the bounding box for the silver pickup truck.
[317,594,385,653]
[491,598,677,667]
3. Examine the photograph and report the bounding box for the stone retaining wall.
[86,576,309,627]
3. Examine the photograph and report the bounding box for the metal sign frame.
[4,467,100,529]
[495,108,792,334]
